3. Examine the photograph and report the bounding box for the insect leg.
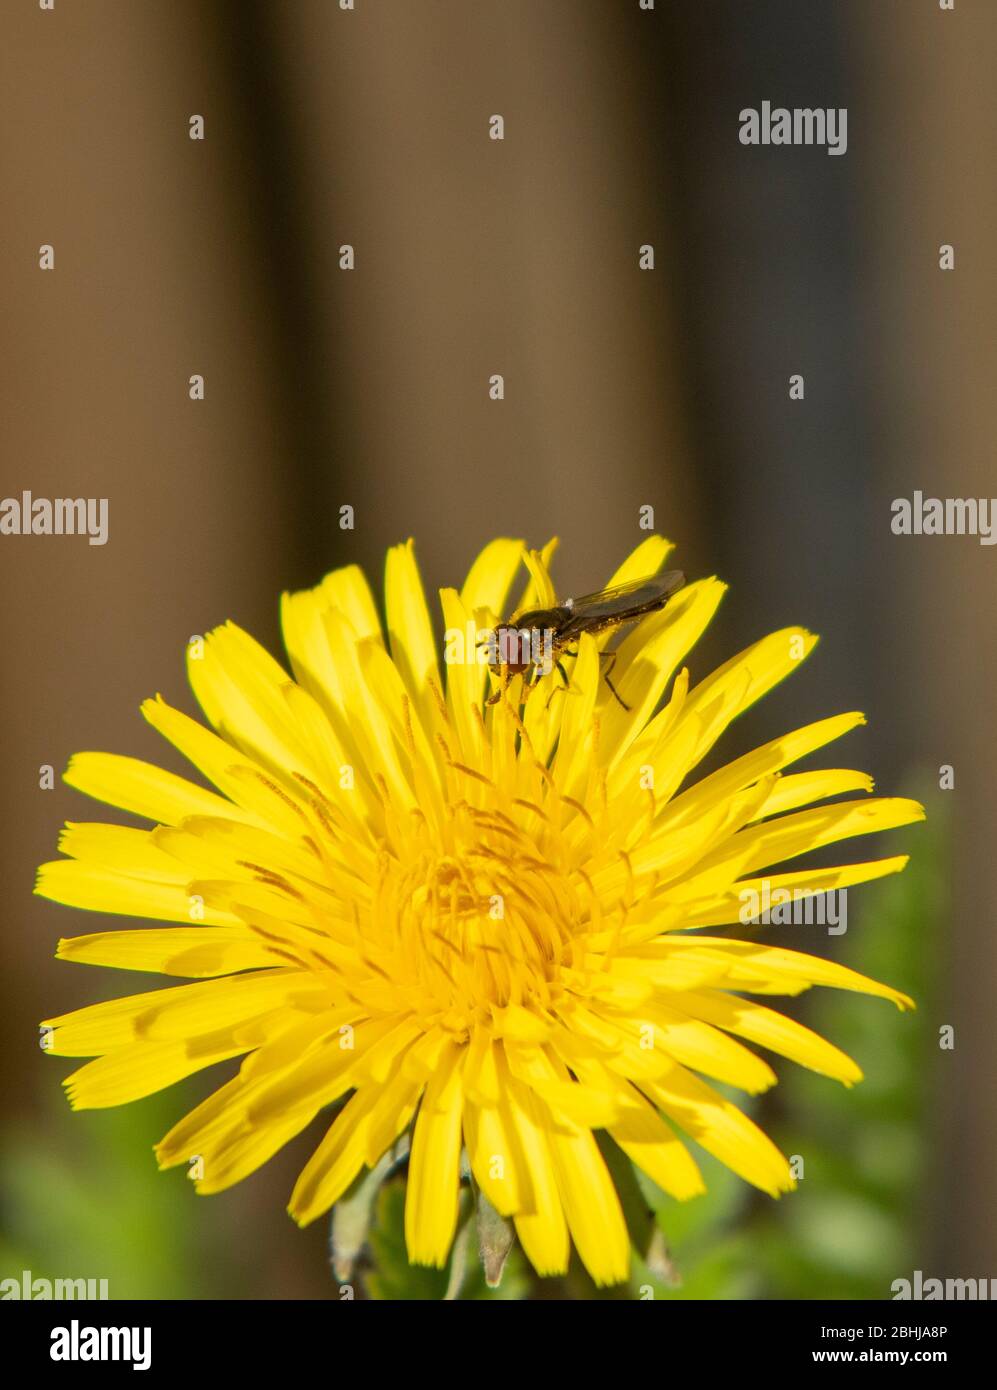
[602,653,631,712]
[544,659,575,711]
[485,663,510,706]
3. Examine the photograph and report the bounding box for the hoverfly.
[485,568,686,709]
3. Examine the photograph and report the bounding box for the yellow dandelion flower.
[37,536,923,1287]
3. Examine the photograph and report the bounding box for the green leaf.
[364,1178,528,1300]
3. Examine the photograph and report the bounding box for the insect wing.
[559,570,685,635]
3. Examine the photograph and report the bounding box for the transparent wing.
[561,569,685,624]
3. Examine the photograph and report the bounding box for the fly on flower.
[485,567,686,708]
[36,536,925,1292]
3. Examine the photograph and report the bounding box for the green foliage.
[0,1090,213,1299]
[363,1179,528,1300]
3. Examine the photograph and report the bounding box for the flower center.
[361,803,581,1029]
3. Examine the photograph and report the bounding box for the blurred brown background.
[1,0,994,1297]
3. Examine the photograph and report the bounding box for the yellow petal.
[64,751,238,826]
[61,1040,253,1108]
[644,1064,795,1197]
[670,937,914,1009]
[56,927,277,976]
[288,1087,383,1226]
[680,627,820,767]
[247,1018,416,1123]
[187,622,317,780]
[438,588,485,765]
[543,1110,631,1286]
[281,564,384,715]
[460,538,525,620]
[663,712,867,829]
[41,969,321,1055]
[688,797,925,885]
[602,1081,705,1201]
[405,1041,464,1267]
[634,1006,777,1094]
[194,1112,316,1195]
[677,991,863,1085]
[36,859,238,926]
[505,1067,570,1278]
[751,768,874,821]
[505,1041,625,1126]
[141,696,272,826]
[518,547,558,611]
[57,822,194,878]
[463,1085,529,1216]
[318,564,384,642]
[667,854,909,929]
[602,535,675,591]
[601,578,727,768]
[385,539,441,735]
